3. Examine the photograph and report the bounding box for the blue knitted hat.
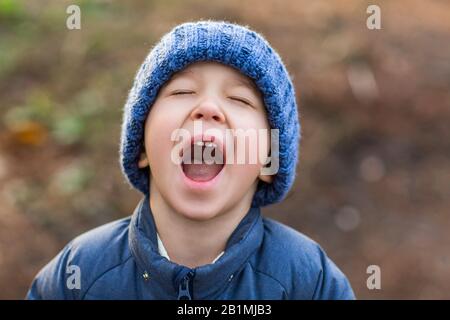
[120,20,300,207]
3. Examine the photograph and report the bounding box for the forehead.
[170,61,259,92]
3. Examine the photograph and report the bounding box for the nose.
[189,98,226,124]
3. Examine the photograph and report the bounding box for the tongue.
[182,163,223,182]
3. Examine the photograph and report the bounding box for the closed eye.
[229,96,253,107]
[171,90,195,95]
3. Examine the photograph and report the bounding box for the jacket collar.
[128,195,263,299]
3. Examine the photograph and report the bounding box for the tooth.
[205,142,216,148]
[195,141,204,147]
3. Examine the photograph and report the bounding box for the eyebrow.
[231,76,259,93]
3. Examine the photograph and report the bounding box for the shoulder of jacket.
[28,216,134,300]
[251,218,332,296]
[65,217,133,298]
[261,217,324,263]
[70,216,131,256]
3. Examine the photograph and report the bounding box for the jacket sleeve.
[26,242,78,300]
[311,248,356,300]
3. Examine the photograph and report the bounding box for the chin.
[171,198,225,222]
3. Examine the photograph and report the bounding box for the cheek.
[232,163,261,184]
[230,113,272,166]
[144,105,182,170]
[225,114,271,189]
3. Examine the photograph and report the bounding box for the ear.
[138,151,149,168]
[259,147,274,183]
[259,172,274,184]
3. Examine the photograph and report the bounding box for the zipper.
[177,270,194,300]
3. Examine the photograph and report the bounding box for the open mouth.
[180,136,225,182]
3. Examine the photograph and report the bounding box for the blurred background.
[0,0,449,299]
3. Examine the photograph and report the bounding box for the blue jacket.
[27,196,355,300]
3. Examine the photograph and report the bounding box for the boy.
[27,21,355,299]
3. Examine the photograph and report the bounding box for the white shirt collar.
[156,233,224,264]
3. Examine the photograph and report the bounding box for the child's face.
[139,61,272,220]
